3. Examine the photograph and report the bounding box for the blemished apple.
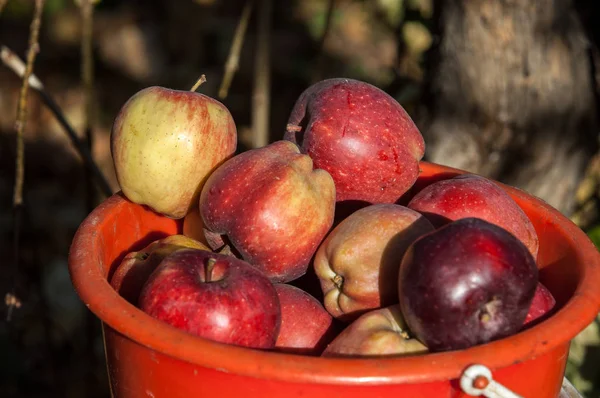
[407,173,539,258]
[200,140,336,283]
[284,78,425,204]
[110,235,210,304]
[111,85,237,219]
[273,283,336,355]
[398,218,538,352]
[314,203,434,321]
[139,249,281,349]
[523,282,556,327]
[322,305,428,357]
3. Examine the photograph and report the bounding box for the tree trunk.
[420,0,597,216]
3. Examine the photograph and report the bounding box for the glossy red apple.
[322,305,427,357]
[139,249,281,349]
[398,218,538,352]
[200,140,336,283]
[523,282,556,327]
[273,284,336,355]
[111,85,237,219]
[314,204,434,321]
[284,78,425,204]
[407,173,539,258]
[110,235,210,304]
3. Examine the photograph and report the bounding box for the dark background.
[1,0,600,397]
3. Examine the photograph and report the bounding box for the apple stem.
[333,274,344,289]
[286,124,302,133]
[218,245,234,257]
[205,258,217,282]
[190,74,207,92]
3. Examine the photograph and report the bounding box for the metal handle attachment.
[460,364,523,398]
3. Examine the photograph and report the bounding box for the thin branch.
[13,0,44,207]
[219,0,253,99]
[1,45,113,198]
[7,0,45,322]
[251,0,272,149]
[311,0,336,84]
[80,0,97,212]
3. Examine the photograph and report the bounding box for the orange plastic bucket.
[68,162,600,398]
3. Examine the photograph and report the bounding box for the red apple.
[110,235,210,304]
[273,284,336,355]
[407,173,539,258]
[200,140,336,283]
[111,86,237,219]
[314,204,434,321]
[398,218,538,352]
[139,249,281,349]
[523,282,556,327]
[284,78,425,204]
[322,305,428,357]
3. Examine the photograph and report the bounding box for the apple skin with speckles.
[523,282,556,328]
[138,249,281,349]
[110,234,210,305]
[314,204,434,322]
[273,283,337,355]
[398,218,538,352]
[407,174,539,258]
[284,78,425,204]
[111,86,237,219]
[199,140,336,283]
[322,305,428,357]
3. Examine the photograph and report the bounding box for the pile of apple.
[108,78,556,357]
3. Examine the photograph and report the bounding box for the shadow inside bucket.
[538,256,580,311]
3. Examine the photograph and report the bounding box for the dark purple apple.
[273,284,336,355]
[284,78,425,204]
[139,249,281,349]
[398,217,538,352]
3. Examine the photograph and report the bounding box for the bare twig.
[1,45,113,198]
[13,1,44,207]
[81,0,94,134]
[7,0,45,322]
[219,0,253,99]
[190,74,207,92]
[0,47,43,89]
[312,0,336,83]
[251,0,272,148]
[79,0,97,212]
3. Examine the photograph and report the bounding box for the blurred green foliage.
[586,225,600,248]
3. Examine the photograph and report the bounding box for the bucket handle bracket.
[460,364,523,398]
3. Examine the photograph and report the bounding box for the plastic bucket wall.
[68,162,600,398]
